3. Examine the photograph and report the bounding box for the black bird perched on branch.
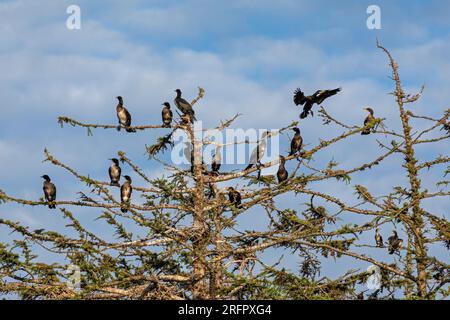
[388,230,403,254]
[293,87,341,119]
[108,158,121,187]
[227,187,242,209]
[41,175,56,209]
[116,96,135,132]
[174,89,196,123]
[361,107,375,135]
[277,155,288,184]
[211,146,222,174]
[375,228,383,247]
[289,127,303,156]
[161,102,173,127]
[120,175,133,213]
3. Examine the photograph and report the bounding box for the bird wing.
[123,108,132,127]
[313,88,341,104]
[249,139,266,164]
[364,114,373,126]
[293,88,306,106]
[117,106,132,126]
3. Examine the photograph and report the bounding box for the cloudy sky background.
[0,0,449,294]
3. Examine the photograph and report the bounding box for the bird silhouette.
[276,155,288,183]
[289,127,303,156]
[41,175,56,209]
[116,96,136,132]
[108,158,121,187]
[293,88,341,119]
[361,107,375,135]
[120,175,133,213]
[174,89,196,123]
[388,230,403,254]
[227,187,242,209]
[161,102,173,127]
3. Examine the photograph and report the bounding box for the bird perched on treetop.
[120,175,133,213]
[277,155,288,184]
[293,87,341,119]
[361,107,375,135]
[41,175,56,209]
[375,228,383,247]
[174,89,196,123]
[161,102,173,127]
[245,131,269,170]
[116,96,136,132]
[388,230,403,254]
[108,158,121,187]
[289,127,303,156]
[227,187,242,209]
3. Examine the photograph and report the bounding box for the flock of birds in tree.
[40,86,401,254]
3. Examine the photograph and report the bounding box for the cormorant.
[277,155,288,183]
[161,102,173,127]
[174,89,196,123]
[375,228,383,247]
[41,175,56,209]
[120,175,133,213]
[387,230,403,255]
[108,158,121,187]
[361,107,375,135]
[245,131,269,170]
[289,127,303,156]
[116,96,136,132]
[227,187,242,209]
[211,146,222,174]
[293,87,341,119]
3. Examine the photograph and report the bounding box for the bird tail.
[125,127,136,133]
[361,130,370,135]
[300,111,308,119]
[121,203,128,213]
[110,181,120,187]
[49,202,56,209]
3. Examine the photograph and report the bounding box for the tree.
[0,44,448,300]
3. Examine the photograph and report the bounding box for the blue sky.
[0,0,449,295]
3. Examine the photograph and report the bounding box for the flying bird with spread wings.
[293,87,341,119]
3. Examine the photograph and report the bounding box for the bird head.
[364,107,374,115]
[116,96,123,103]
[162,102,170,108]
[293,127,300,134]
[392,230,398,237]
[175,89,182,95]
[227,187,234,192]
[41,175,51,181]
[376,228,380,233]
[124,175,132,183]
[279,155,285,163]
[110,158,119,165]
